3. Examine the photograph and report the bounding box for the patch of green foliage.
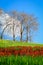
[0,55,43,65]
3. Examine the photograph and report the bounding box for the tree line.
[0,9,39,42]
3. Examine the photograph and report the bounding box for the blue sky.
[0,0,43,43]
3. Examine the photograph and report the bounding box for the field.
[0,39,43,65]
[0,55,43,65]
[0,39,43,47]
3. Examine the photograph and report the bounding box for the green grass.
[0,55,43,65]
[0,39,43,47]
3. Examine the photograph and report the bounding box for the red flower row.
[0,46,43,56]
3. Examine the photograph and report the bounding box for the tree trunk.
[13,21,15,41]
[29,30,32,42]
[26,26,28,42]
[20,23,22,41]
[20,32,22,41]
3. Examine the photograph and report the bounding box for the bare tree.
[20,13,29,41]
[0,21,2,39]
[26,15,38,42]
[0,10,21,41]
[0,9,3,39]
[20,13,38,42]
[1,11,20,41]
[10,11,20,41]
[1,16,16,40]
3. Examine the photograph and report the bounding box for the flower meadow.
[0,46,43,56]
[0,46,43,65]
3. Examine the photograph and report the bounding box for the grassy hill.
[0,39,43,47]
